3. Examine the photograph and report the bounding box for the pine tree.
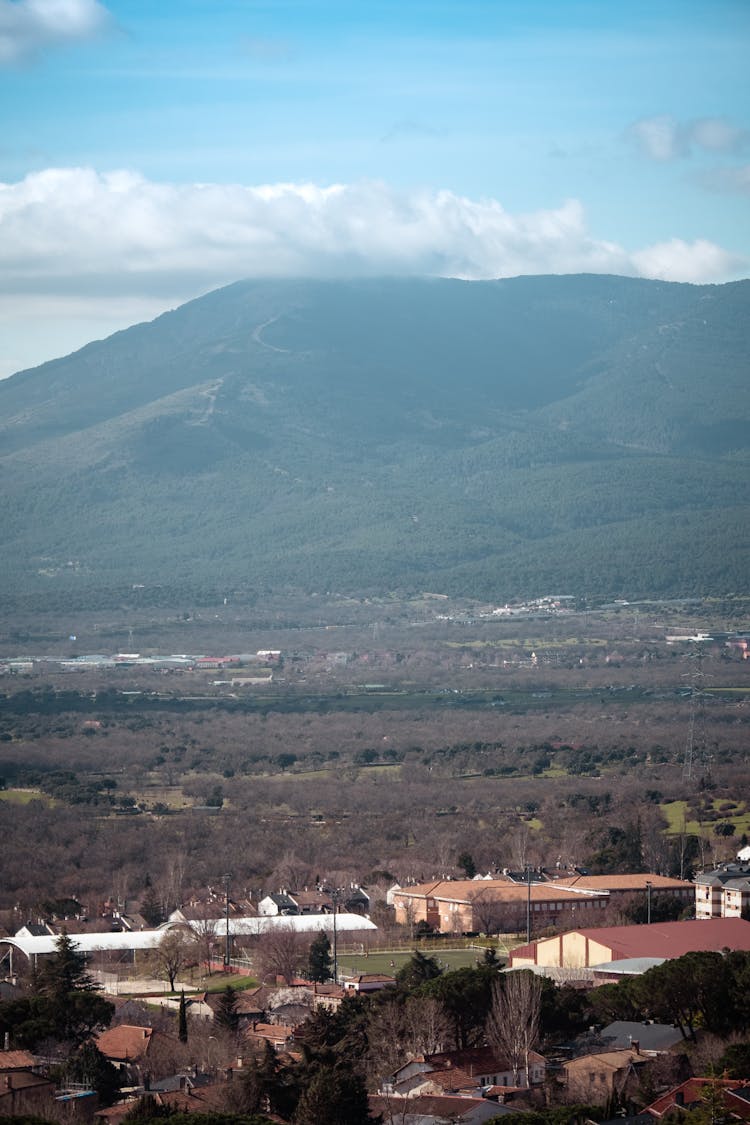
[39,932,99,999]
[395,949,442,990]
[307,932,333,983]
[63,1041,122,1107]
[36,932,114,1045]
[213,985,239,1034]
[481,945,501,969]
[293,1061,370,1124]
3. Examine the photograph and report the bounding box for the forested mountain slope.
[1,275,748,609]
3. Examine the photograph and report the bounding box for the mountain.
[1,275,748,611]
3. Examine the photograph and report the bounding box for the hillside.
[1,274,748,611]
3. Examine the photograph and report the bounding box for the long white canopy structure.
[204,914,377,937]
[1,929,166,959]
[1,913,376,962]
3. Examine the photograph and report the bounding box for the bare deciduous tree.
[486,970,541,1086]
[404,995,452,1058]
[367,995,410,1084]
[148,928,193,991]
[469,889,505,936]
[253,924,306,985]
[189,915,220,973]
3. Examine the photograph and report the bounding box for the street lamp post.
[223,873,231,970]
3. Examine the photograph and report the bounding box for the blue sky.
[1,0,748,375]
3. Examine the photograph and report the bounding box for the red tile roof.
[396,878,601,904]
[417,1067,477,1091]
[553,874,693,893]
[159,1083,229,1114]
[427,1046,545,1077]
[0,1050,36,1071]
[645,1078,750,1120]
[96,1025,153,1062]
[511,917,750,964]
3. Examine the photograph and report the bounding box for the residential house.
[371,1092,514,1123]
[388,1062,479,1098]
[343,886,371,916]
[695,864,750,918]
[595,1022,685,1055]
[200,987,266,1025]
[244,1021,296,1050]
[563,1049,650,1105]
[148,1077,230,1117]
[95,1024,182,1085]
[96,1024,154,1071]
[0,1049,37,1073]
[14,921,57,940]
[288,889,333,915]
[0,1071,56,1118]
[311,982,346,1011]
[508,917,750,969]
[342,973,396,995]
[257,893,299,917]
[426,1046,546,1090]
[644,1077,750,1121]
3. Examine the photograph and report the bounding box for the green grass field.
[661,798,750,838]
[336,946,502,978]
[0,788,53,806]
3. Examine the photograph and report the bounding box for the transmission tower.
[682,645,710,784]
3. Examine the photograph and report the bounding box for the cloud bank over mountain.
[0,167,744,377]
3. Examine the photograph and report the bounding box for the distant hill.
[1,275,748,611]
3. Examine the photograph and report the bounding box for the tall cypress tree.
[178,990,188,1043]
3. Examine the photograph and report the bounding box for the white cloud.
[627,114,749,161]
[0,167,744,376]
[689,117,748,154]
[631,238,743,283]
[0,0,110,64]
[628,115,685,162]
[697,163,750,196]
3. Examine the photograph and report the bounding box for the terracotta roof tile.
[96,1025,153,1061]
[554,874,693,892]
[0,1050,36,1071]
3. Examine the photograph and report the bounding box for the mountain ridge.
[2,274,748,609]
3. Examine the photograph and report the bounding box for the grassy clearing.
[200,973,260,993]
[661,798,750,838]
[0,788,52,805]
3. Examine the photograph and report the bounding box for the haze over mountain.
[1,274,748,612]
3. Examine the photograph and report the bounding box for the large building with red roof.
[390,878,609,934]
[508,916,750,969]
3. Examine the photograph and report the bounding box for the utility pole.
[223,873,231,970]
[526,865,532,945]
[329,886,343,982]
